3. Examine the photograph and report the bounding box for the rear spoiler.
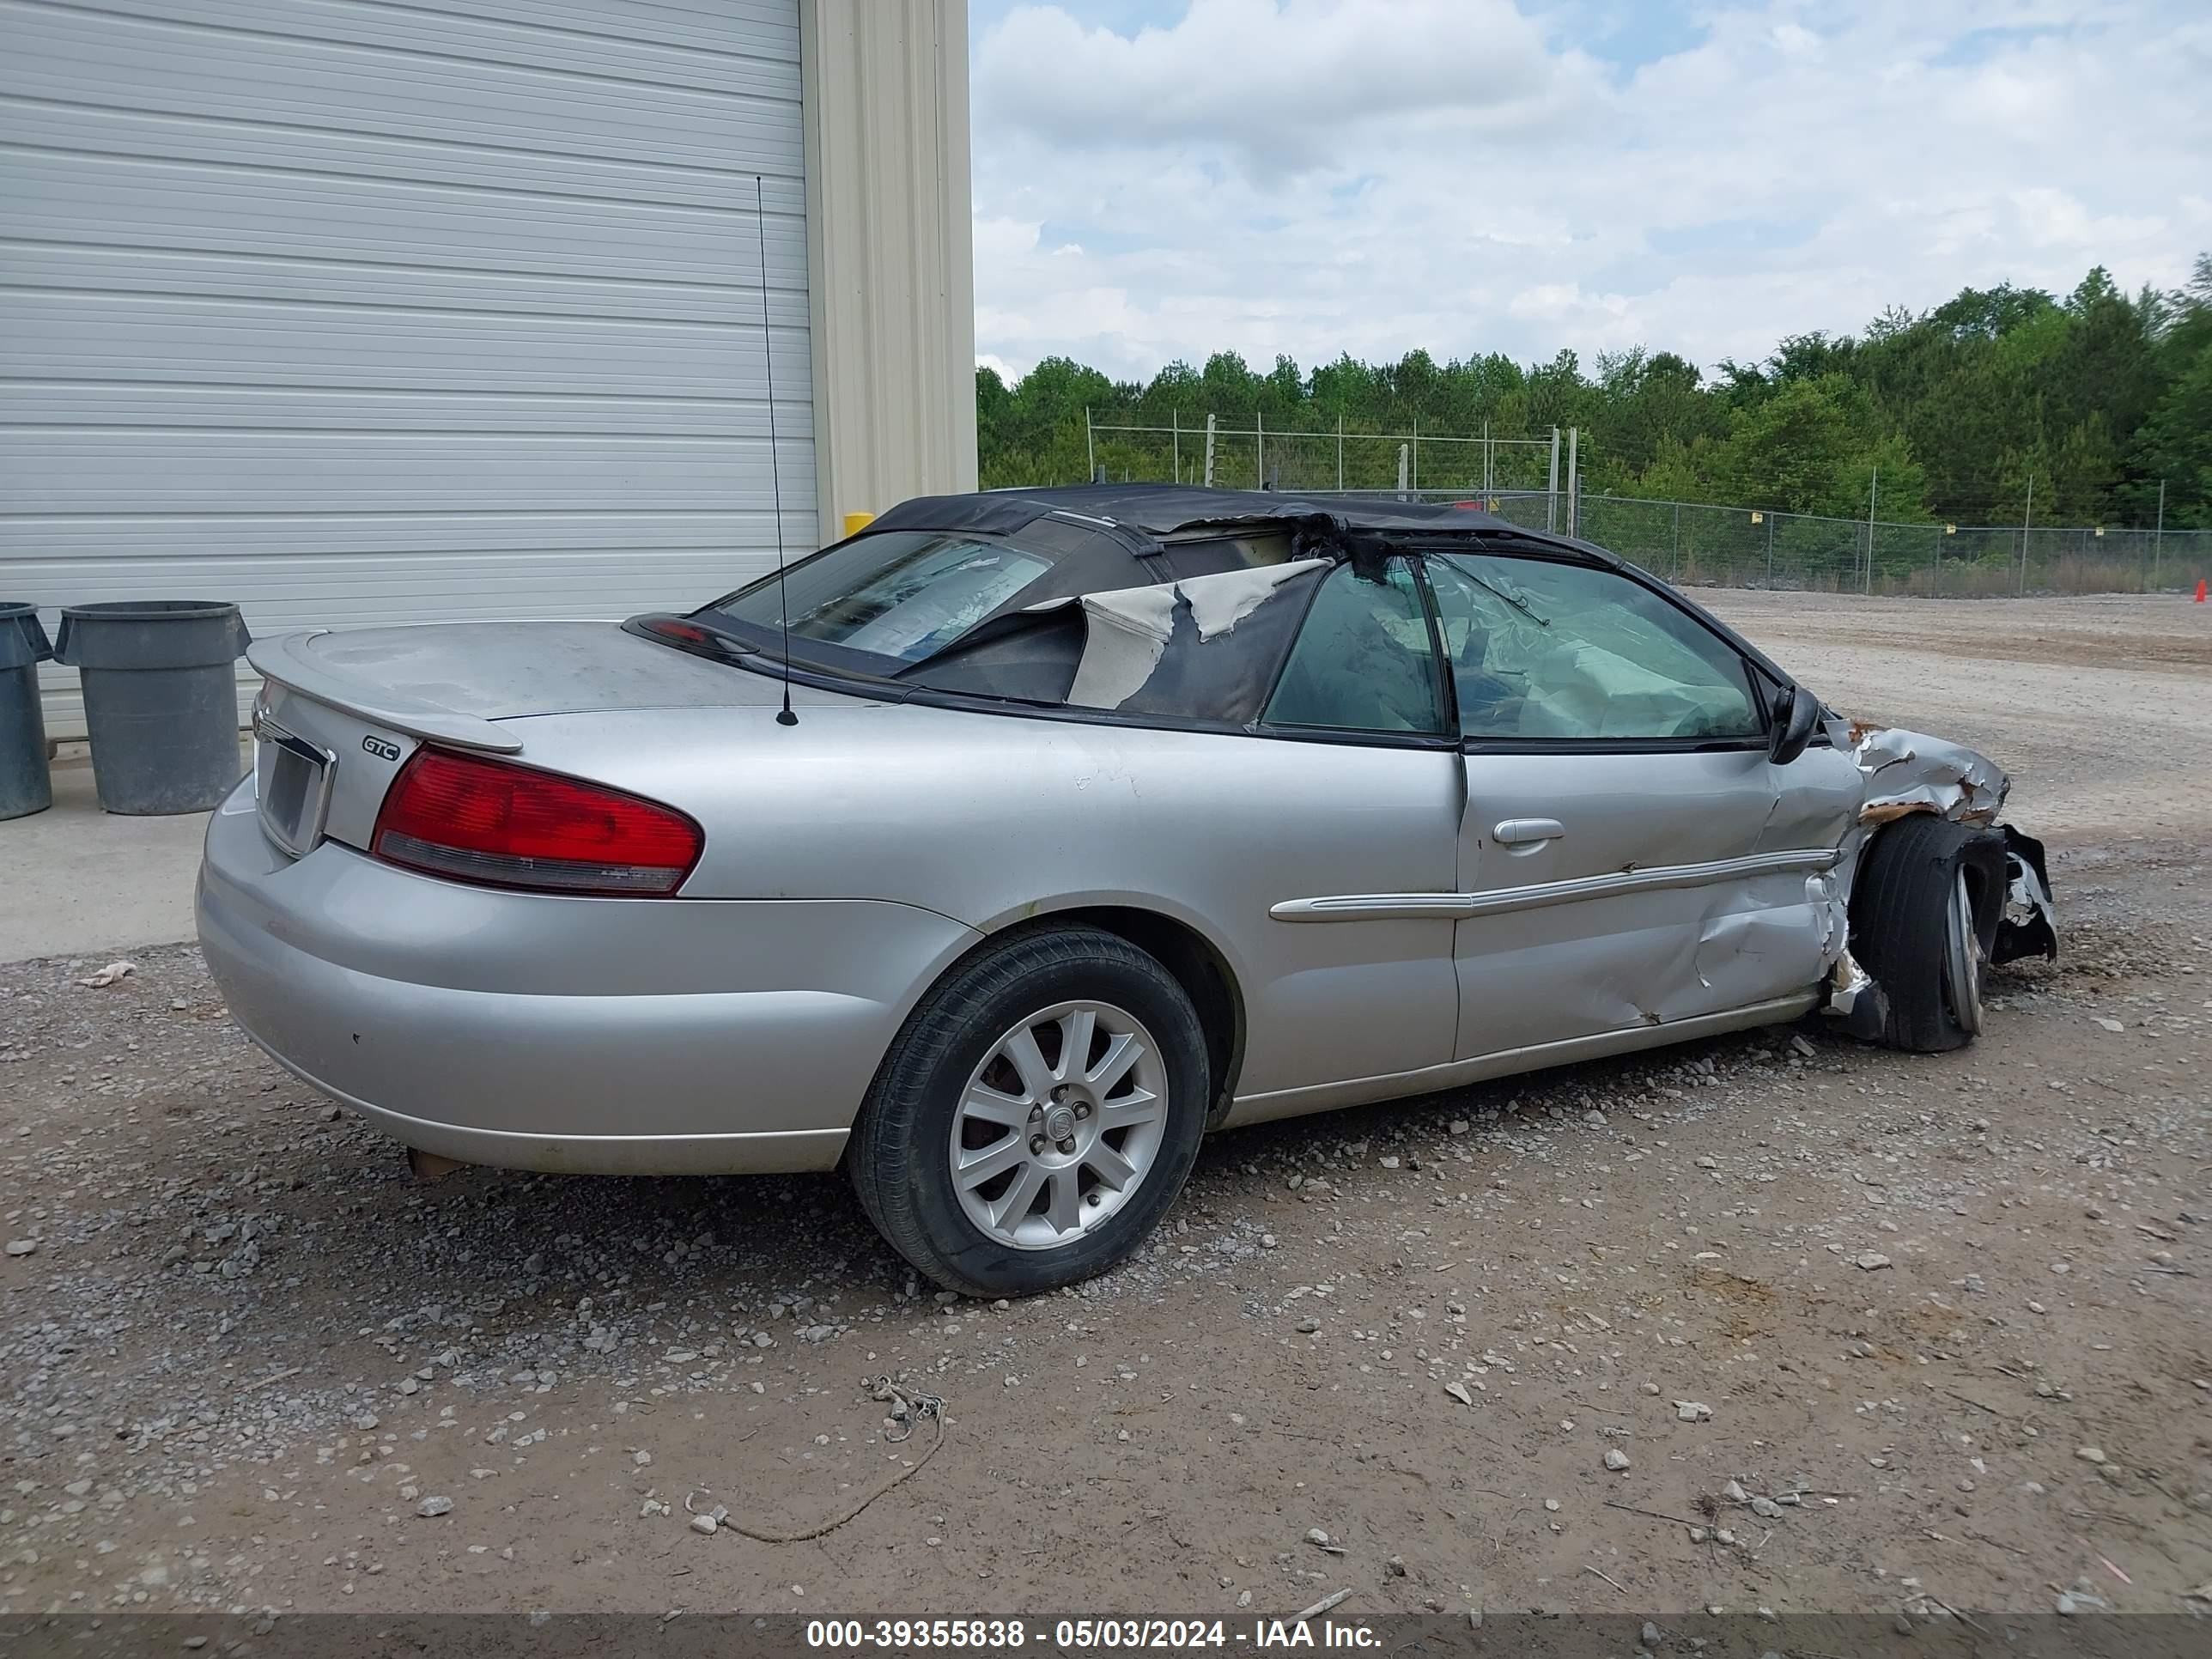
[246,631,523,755]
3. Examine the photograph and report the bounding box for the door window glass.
[1264,560,1443,735]
[1426,555,1761,741]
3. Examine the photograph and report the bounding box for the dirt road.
[3,592,2208,1623]
[1705,591,2212,845]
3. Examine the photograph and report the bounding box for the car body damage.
[665,481,2062,1054]
[1675,869,1852,1018]
[1850,723,2009,824]
[208,480,2078,1294]
[1823,716,2058,1036]
[1036,559,1331,710]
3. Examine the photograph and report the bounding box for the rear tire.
[1849,815,1993,1053]
[849,926,1209,1297]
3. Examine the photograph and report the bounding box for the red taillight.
[371,749,702,896]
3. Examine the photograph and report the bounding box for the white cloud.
[975,0,1596,179]
[969,0,2212,387]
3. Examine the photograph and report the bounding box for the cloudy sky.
[966,0,2212,385]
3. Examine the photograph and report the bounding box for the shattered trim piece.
[1993,825,2059,964]
[1822,945,1891,1039]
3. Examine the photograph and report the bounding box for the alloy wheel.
[947,1000,1170,1251]
[1942,867,1984,1036]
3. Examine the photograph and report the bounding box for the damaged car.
[198,486,2057,1297]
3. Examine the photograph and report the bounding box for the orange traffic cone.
[2197,578,2209,604]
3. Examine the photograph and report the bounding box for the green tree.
[1708,376,1868,514]
[969,254,2210,522]
[2134,352,2212,527]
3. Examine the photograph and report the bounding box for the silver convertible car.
[198,486,2057,1296]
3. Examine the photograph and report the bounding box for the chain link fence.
[1074,416,2206,597]
[1212,488,2205,596]
[1498,495,2203,597]
[1085,416,1565,499]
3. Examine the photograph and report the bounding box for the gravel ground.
[3,592,2209,1623]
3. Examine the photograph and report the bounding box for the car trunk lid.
[251,621,870,752]
[243,621,872,860]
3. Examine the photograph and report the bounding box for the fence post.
[2019,471,2033,595]
[1482,420,1492,494]
[1671,501,1681,579]
[1547,426,1560,532]
[1863,465,1877,594]
[1565,428,1578,535]
[1171,409,1180,485]
[2154,478,2166,589]
[1765,512,1775,586]
[1411,416,1419,494]
[1255,409,1264,491]
[1931,523,1942,597]
[1336,414,1344,491]
[1395,443,1409,497]
[1085,407,1094,485]
[1203,414,1216,488]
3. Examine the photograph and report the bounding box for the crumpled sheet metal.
[1814,719,2057,1024]
[1850,724,2010,825]
[1559,870,1850,1033]
[1689,871,1850,1006]
[1056,560,1328,710]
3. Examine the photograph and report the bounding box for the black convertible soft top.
[866,483,1620,566]
[652,482,1796,720]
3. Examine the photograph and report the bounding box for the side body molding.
[1270,848,1841,924]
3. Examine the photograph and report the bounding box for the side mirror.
[1768,684,1820,766]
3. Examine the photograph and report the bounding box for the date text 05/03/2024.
[803,1618,1381,1650]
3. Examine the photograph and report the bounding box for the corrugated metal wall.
[0,0,815,737]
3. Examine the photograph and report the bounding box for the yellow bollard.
[842,511,876,538]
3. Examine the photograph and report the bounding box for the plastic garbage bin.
[53,600,252,815]
[0,601,54,821]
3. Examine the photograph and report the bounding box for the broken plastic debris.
[1826,946,1873,1012]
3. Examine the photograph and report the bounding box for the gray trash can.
[53,601,252,815]
[0,601,54,821]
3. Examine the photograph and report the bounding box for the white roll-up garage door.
[0,0,814,737]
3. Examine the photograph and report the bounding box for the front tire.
[1849,816,1996,1053]
[849,926,1209,1297]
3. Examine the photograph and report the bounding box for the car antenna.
[755,173,799,727]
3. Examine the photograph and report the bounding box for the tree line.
[976,257,2212,530]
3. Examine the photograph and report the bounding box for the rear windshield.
[704,531,1058,666]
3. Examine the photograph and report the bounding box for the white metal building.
[0,0,977,736]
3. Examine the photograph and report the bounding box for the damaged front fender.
[1849,722,2010,825]
[1820,717,2057,1025]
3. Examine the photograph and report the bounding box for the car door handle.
[1493,817,1565,846]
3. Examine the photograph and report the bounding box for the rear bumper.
[196,781,980,1174]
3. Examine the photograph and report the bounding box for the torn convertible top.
[858,486,1800,697]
